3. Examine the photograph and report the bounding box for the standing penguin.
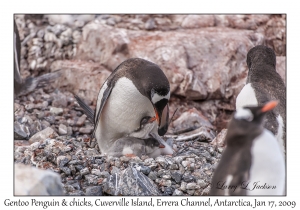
[14,19,60,97]
[75,58,173,157]
[210,101,285,195]
[236,45,286,155]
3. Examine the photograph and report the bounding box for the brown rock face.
[50,60,111,103]
[76,22,265,101]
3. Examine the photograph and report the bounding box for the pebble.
[57,156,70,167]
[79,126,93,134]
[186,182,197,190]
[50,107,64,115]
[170,171,182,183]
[197,179,208,188]
[140,166,151,175]
[147,171,157,181]
[85,186,103,196]
[58,124,68,135]
[76,115,87,126]
[155,156,168,168]
[80,167,89,176]
[173,189,183,196]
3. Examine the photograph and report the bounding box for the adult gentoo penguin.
[236,45,286,155]
[210,101,285,195]
[75,58,173,156]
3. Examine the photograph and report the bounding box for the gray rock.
[50,107,64,115]
[84,174,98,185]
[170,171,182,183]
[163,187,173,195]
[211,128,227,147]
[182,174,195,182]
[181,161,190,168]
[98,171,110,179]
[14,121,29,139]
[145,18,156,30]
[172,108,214,134]
[147,171,157,181]
[76,114,87,126]
[14,163,63,195]
[57,155,70,167]
[180,182,187,191]
[30,142,40,151]
[169,163,179,170]
[103,167,161,196]
[187,189,195,195]
[80,167,89,176]
[173,189,184,196]
[85,148,100,156]
[162,175,172,180]
[155,156,168,168]
[186,182,197,190]
[79,125,93,134]
[60,167,71,175]
[140,166,151,175]
[28,127,58,144]
[85,186,103,196]
[197,179,208,188]
[156,178,172,187]
[58,124,68,135]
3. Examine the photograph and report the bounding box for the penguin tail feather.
[74,94,95,123]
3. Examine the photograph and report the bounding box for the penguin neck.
[247,63,276,84]
[225,120,263,147]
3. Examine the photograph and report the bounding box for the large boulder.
[14,163,63,195]
[50,60,111,103]
[75,21,264,101]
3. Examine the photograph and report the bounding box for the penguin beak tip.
[261,100,279,112]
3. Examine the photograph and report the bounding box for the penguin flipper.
[74,95,95,123]
[93,85,113,136]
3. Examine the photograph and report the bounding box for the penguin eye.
[140,116,151,127]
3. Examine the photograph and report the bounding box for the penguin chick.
[106,136,164,158]
[210,101,285,196]
[236,45,286,155]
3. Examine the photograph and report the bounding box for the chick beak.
[149,132,165,148]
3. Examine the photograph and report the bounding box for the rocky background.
[14,14,286,196]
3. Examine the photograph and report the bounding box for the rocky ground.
[14,14,286,196]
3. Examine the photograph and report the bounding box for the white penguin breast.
[95,77,155,152]
[248,129,285,195]
[236,83,258,109]
[276,114,285,154]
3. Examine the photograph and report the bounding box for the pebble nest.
[14,86,222,196]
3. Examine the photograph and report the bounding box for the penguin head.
[120,58,171,136]
[247,45,276,70]
[235,100,278,124]
[227,101,279,145]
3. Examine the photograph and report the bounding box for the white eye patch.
[234,108,254,121]
[151,91,170,104]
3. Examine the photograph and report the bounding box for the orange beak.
[149,110,159,123]
[261,100,279,113]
